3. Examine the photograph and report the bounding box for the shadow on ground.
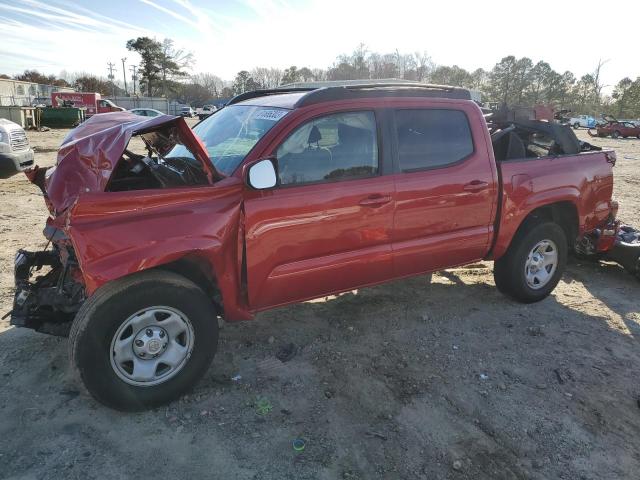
[0,262,639,480]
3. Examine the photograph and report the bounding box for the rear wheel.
[612,130,621,139]
[69,270,219,411]
[494,222,567,303]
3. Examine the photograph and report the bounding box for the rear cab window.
[394,109,474,172]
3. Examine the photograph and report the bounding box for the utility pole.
[129,64,138,96]
[107,62,116,97]
[121,57,128,95]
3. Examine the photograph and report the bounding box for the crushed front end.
[9,225,85,336]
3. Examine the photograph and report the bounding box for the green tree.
[612,77,635,117]
[126,37,192,96]
[232,71,260,95]
[14,69,69,87]
[430,65,473,88]
[487,56,519,105]
[126,37,162,96]
[74,75,122,96]
[281,66,302,85]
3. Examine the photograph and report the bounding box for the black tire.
[612,130,621,139]
[573,123,580,129]
[493,221,567,303]
[69,270,218,411]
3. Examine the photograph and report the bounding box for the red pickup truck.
[13,84,618,410]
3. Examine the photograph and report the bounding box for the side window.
[395,109,473,172]
[276,111,378,186]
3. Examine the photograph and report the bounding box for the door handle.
[359,194,392,207]
[463,180,489,192]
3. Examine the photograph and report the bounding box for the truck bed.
[492,150,615,259]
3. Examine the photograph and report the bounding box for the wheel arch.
[155,255,223,315]
[493,200,578,260]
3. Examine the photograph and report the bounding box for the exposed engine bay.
[107,128,209,191]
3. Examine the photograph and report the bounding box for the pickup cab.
[12,84,618,410]
[569,114,597,129]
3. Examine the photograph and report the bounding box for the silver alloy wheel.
[110,306,194,386]
[524,239,558,290]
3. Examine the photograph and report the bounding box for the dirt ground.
[0,124,638,480]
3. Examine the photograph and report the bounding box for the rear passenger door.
[243,109,395,309]
[390,106,497,277]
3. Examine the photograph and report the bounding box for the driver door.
[242,109,395,310]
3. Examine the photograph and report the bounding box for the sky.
[0,0,638,94]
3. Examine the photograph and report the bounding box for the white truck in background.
[0,119,34,175]
[569,114,597,129]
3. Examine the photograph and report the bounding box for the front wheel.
[69,270,219,411]
[612,130,621,139]
[573,123,580,129]
[494,222,567,303]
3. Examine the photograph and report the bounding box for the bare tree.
[413,51,434,82]
[591,58,609,105]
[191,72,225,98]
[250,67,283,88]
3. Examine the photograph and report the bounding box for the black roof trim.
[227,83,472,108]
[227,87,315,106]
[295,83,471,107]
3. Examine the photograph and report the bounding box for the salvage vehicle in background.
[0,119,34,174]
[129,108,164,117]
[568,114,596,129]
[51,92,125,117]
[197,104,217,120]
[589,114,640,138]
[180,106,196,118]
[11,84,619,410]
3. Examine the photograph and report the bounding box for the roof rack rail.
[294,84,472,107]
[226,82,473,108]
[227,87,315,106]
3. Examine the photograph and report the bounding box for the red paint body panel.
[492,151,615,259]
[66,177,250,321]
[243,175,395,309]
[390,100,499,276]
[28,95,618,323]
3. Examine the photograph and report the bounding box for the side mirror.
[247,159,277,190]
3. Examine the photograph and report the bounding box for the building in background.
[0,79,74,107]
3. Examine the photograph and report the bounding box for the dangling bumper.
[8,230,86,336]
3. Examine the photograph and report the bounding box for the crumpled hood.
[35,112,219,214]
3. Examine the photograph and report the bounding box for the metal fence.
[0,95,51,107]
[106,96,170,113]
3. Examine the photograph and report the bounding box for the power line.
[129,64,138,96]
[121,58,128,95]
[107,62,116,97]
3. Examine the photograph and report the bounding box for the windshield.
[166,105,288,175]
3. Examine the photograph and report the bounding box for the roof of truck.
[228,82,473,109]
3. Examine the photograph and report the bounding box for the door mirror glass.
[248,159,277,189]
